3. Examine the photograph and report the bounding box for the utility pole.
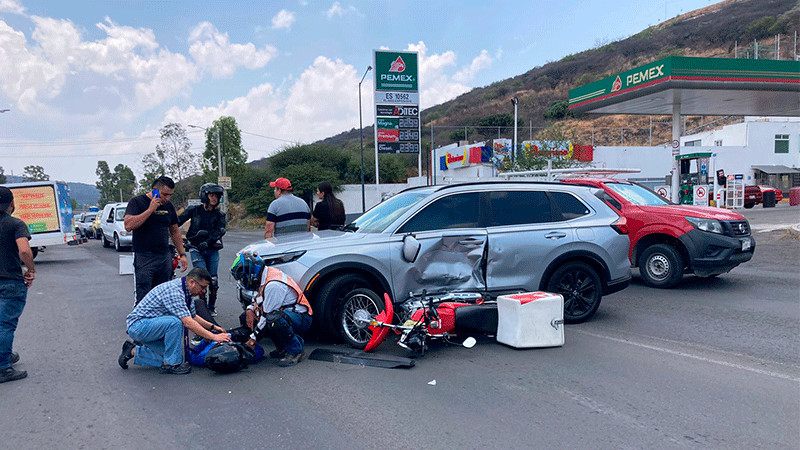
[511,97,519,162]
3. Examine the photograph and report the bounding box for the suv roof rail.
[432,180,568,192]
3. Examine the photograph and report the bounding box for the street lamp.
[511,97,519,162]
[188,123,227,212]
[0,109,9,113]
[359,65,372,213]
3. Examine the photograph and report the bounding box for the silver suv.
[234,182,631,347]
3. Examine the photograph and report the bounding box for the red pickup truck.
[561,178,756,288]
[744,185,783,208]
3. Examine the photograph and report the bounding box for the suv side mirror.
[402,234,421,263]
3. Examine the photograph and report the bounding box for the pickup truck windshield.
[606,182,671,206]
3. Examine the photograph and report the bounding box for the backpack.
[188,339,265,373]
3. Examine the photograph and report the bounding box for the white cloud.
[188,22,276,78]
[453,50,493,84]
[271,10,296,30]
[325,2,361,19]
[0,0,24,14]
[326,2,344,18]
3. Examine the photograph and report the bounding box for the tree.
[23,165,49,181]
[95,161,137,206]
[96,161,115,207]
[155,123,199,181]
[201,116,247,177]
[543,100,573,120]
[0,166,6,184]
[140,123,199,192]
[113,164,137,202]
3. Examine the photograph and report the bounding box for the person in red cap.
[264,178,310,239]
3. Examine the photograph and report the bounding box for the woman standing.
[311,181,346,231]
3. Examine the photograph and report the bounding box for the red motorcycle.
[363,291,498,355]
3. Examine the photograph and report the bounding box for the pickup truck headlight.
[260,250,306,266]
[686,217,724,234]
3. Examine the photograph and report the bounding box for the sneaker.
[160,362,192,375]
[9,352,19,365]
[118,340,136,370]
[269,349,287,359]
[0,367,27,383]
[277,351,305,367]
[209,308,217,317]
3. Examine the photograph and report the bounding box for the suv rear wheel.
[639,244,684,288]
[546,261,602,323]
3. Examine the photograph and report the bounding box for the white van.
[100,202,131,251]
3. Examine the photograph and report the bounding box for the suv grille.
[725,220,750,236]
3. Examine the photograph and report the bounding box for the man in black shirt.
[124,176,188,305]
[0,186,35,383]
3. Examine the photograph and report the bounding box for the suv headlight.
[260,250,306,266]
[686,217,723,234]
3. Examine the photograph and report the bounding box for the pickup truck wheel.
[102,234,111,248]
[336,288,383,349]
[546,261,602,323]
[639,244,684,288]
[316,274,374,343]
[114,234,122,252]
[744,203,754,209]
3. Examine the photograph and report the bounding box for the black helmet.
[204,342,248,373]
[200,183,224,205]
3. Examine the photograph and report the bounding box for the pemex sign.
[374,51,418,91]
[374,50,420,154]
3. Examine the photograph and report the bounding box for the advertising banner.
[12,185,60,234]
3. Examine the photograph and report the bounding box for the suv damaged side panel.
[390,231,487,300]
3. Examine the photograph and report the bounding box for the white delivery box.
[496,292,564,348]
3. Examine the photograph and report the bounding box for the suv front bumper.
[679,229,755,277]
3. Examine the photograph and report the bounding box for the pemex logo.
[389,56,406,73]
[611,75,622,92]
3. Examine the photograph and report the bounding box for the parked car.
[561,178,755,288]
[744,185,783,208]
[75,212,97,238]
[233,182,632,347]
[91,213,103,239]
[100,202,131,251]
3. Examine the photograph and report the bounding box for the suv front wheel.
[336,288,383,349]
[546,261,602,323]
[316,274,382,347]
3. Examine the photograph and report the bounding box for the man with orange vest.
[244,267,312,367]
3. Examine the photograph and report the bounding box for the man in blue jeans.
[0,186,36,383]
[119,267,231,374]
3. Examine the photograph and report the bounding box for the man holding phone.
[124,176,188,305]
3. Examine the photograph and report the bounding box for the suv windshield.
[349,190,429,233]
[605,182,670,206]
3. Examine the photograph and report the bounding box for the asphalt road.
[2,205,798,449]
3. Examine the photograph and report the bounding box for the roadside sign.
[374,51,418,91]
[374,91,419,105]
[693,185,709,206]
[656,186,670,199]
[374,50,420,155]
[218,176,231,189]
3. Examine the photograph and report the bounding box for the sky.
[0,0,723,184]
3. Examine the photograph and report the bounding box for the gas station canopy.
[568,56,800,116]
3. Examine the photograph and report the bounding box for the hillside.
[314,0,798,157]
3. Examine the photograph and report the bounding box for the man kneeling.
[119,267,230,374]
[244,267,312,367]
